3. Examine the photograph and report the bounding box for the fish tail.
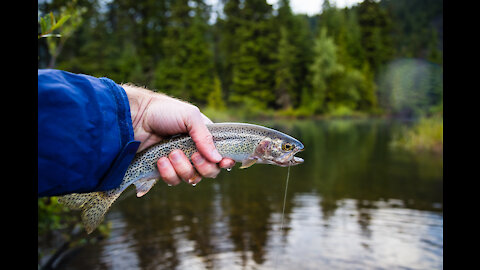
[58,191,120,234]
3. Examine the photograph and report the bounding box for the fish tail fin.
[58,191,121,234]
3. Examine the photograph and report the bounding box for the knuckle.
[191,152,204,165]
[203,133,213,142]
[190,105,201,114]
[203,133,213,143]
[185,104,200,116]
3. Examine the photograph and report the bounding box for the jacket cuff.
[100,78,135,146]
[95,78,140,191]
[95,140,140,191]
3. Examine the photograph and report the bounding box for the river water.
[59,118,443,269]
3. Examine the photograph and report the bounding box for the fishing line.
[274,166,291,269]
[280,166,290,234]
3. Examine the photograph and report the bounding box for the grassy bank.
[391,116,443,154]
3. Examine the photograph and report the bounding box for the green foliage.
[207,76,226,111]
[38,0,442,119]
[377,58,443,117]
[38,196,112,237]
[38,197,112,268]
[273,1,313,110]
[391,116,443,153]
[307,27,341,113]
[38,0,87,68]
[153,0,214,105]
[383,0,443,62]
[38,197,72,234]
[327,104,356,118]
[228,0,277,110]
[38,12,70,39]
[357,0,394,72]
[274,27,296,109]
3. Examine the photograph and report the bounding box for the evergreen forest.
[38,0,443,119]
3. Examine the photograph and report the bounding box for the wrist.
[121,84,153,131]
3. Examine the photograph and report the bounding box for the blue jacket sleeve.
[38,69,140,197]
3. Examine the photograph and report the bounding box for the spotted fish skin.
[58,122,304,234]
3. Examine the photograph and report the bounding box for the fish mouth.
[290,145,304,165]
[285,156,303,166]
[293,156,304,164]
[277,150,304,167]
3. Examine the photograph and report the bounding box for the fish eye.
[282,143,293,151]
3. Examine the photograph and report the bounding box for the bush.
[392,116,443,153]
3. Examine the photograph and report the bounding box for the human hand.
[122,84,235,186]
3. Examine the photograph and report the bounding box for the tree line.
[38,0,443,117]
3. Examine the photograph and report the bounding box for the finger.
[157,157,182,186]
[185,112,222,163]
[168,150,196,182]
[219,158,236,169]
[191,152,221,179]
[201,113,213,124]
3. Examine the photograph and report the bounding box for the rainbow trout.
[59,122,304,234]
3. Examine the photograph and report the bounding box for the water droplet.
[167,184,172,187]
[226,168,232,172]
[192,183,197,187]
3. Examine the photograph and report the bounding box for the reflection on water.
[59,119,443,269]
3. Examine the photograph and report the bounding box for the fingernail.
[188,173,201,184]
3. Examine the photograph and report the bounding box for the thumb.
[185,112,222,163]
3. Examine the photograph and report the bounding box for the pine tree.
[358,61,378,111]
[154,0,214,106]
[184,0,215,106]
[207,75,226,110]
[290,14,314,108]
[357,0,394,72]
[154,0,189,97]
[308,27,342,113]
[216,0,242,101]
[273,0,295,109]
[274,27,296,109]
[228,0,277,110]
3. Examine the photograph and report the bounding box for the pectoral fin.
[134,179,157,197]
[240,158,257,169]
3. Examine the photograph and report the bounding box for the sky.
[267,0,363,15]
[206,0,364,23]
